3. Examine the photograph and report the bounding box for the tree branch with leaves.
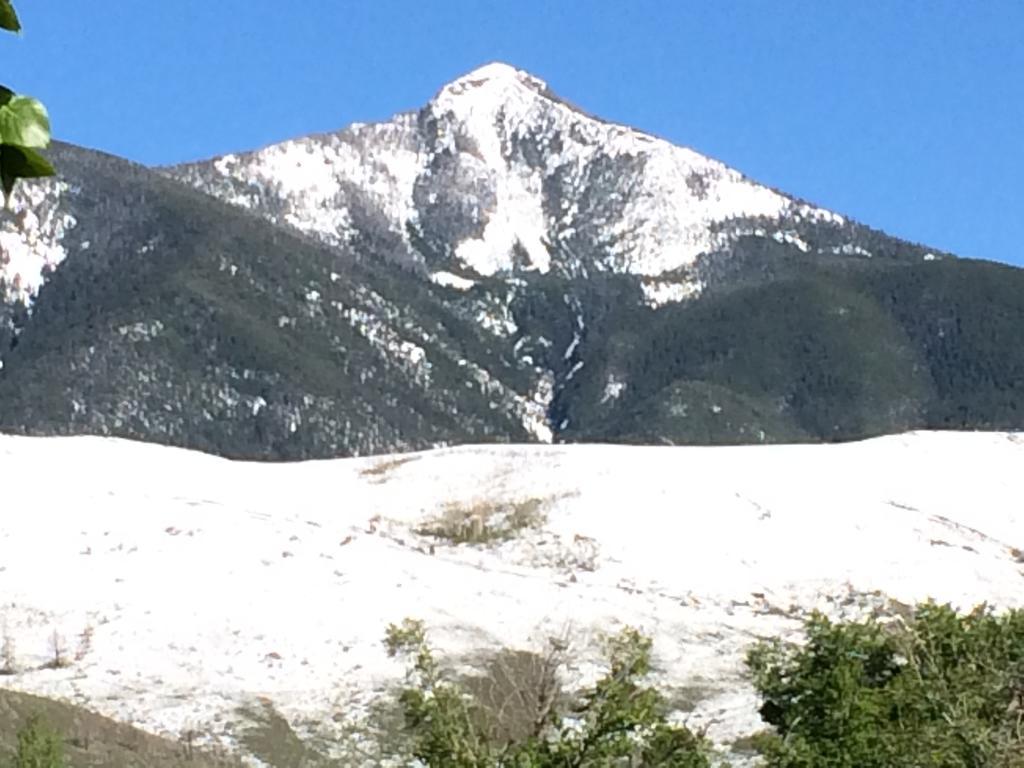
[1,0,54,209]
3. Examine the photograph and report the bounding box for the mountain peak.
[171,58,848,287]
[439,62,549,98]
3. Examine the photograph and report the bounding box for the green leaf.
[0,94,51,148]
[0,0,20,32]
[0,85,13,108]
[1,144,54,205]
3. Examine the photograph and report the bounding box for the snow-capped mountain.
[0,63,1020,459]
[1,65,1023,765]
[169,62,851,303]
[1,431,1022,765]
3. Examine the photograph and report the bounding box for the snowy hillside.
[1,431,1022,764]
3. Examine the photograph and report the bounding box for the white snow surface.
[0,180,76,303]
[1,431,1022,763]
[640,278,705,308]
[203,116,424,248]
[428,270,478,290]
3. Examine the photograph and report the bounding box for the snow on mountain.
[1,431,1022,764]
[170,62,843,294]
[0,178,77,304]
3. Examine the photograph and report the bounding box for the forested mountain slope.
[0,64,1020,456]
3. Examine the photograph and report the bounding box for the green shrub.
[746,601,1024,767]
[383,619,712,767]
[11,715,64,768]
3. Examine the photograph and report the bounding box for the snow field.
[0,431,1021,761]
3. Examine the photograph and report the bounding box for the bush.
[10,715,64,768]
[414,498,547,545]
[383,619,712,767]
[746,601,1024,767]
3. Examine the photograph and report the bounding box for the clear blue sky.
[5,1,1022,266]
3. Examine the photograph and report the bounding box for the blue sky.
[5,1,1022,266]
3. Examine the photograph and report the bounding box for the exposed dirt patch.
[416,497,548,545]
[359,454,421,483]
[0,689,244,767]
